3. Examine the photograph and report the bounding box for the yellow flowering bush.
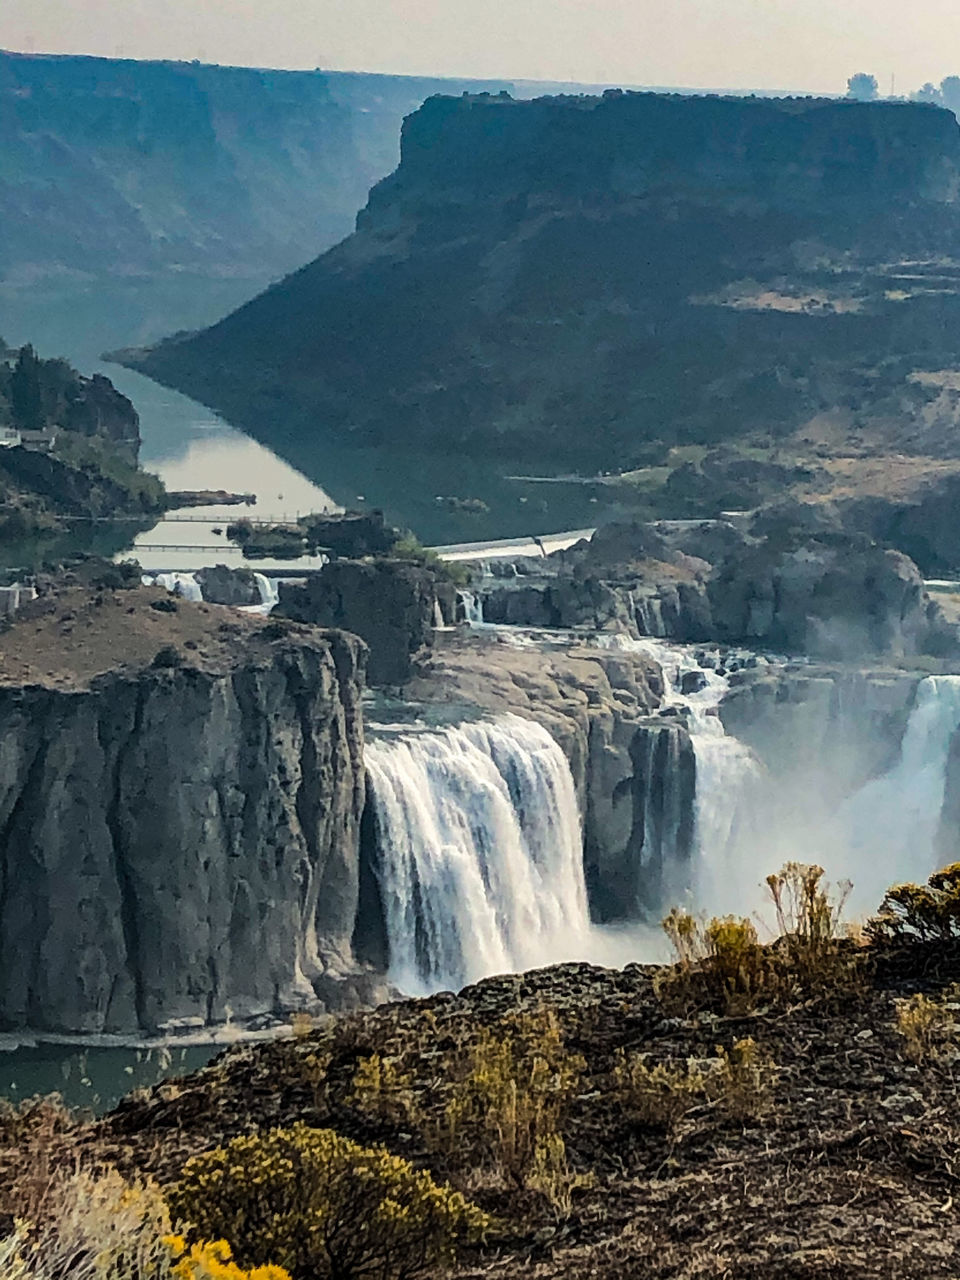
[164,1235,291,1280]
[169,1123,489,1280]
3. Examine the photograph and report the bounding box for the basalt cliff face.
[0,52,514,290]
[133,91,960,465]
[0,590,370,1035]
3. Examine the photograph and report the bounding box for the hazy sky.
[2,0,960,94]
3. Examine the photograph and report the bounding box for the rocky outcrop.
[720,664,921,805]
[194,564,262,606]
[301,510,399,558]
[62,372,141,466]
[0,594,370,1035]
[708,535,945,659]
[475,520,959,661]
[402,633,695,914]
[133,92,960,468]
[278,559,439,686]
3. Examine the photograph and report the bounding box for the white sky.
[1,0,958,95]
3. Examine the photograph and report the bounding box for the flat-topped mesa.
[0,588,372,1036]
[365,91,960,216]
[130,91,960,468]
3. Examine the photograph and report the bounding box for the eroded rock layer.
[0,590,368,1034]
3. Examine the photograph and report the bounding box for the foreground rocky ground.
[3,933,956,1279]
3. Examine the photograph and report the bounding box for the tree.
[913,82,944,105]
[940,75,960,115]
[10,344,43,432]
[846,73,879,101]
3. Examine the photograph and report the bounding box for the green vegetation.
[53,433,165,511]
[169,1123,489,1280]
[895,988,960,1063]
[0,341,165,545]
[867,861,960,943]
[659,862,863,1015]
[391,532,471,587]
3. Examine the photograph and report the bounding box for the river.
[0,278,637,559]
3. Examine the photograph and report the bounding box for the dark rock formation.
[278,559,438,686]
[0,443,162,518]
[194,564,262,606]
[0,597,369,1035]
[475,519,959,660]
[708,534,942,659]
[302,510,398,558]
[132,91,960,467]
[61,373,141,466]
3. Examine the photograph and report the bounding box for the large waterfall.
[365,715,590,994]
[364,627,960,993]
[831,675,960,913]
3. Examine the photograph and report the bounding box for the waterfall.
[365,714,589,994]
[831,675,960,913]
[151,572,203,603]
[457,589,485,625]
[253,572,279,612]
[596,635,764,911]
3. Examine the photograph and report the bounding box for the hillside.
[6,891,960,1278]
[0,341,163,542]
[0,52,515,289]
[129,91,960,468]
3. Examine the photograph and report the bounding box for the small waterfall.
[433,599,446,629]
[458,589,484,625]
[253,572,279,612]
[832,675,960,913]
[365,714,589,993]
[596,635,763,910]
[151,572,203,603]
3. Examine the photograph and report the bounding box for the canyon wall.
[0,52,516,290]
[133,91,960,466]
[0,610,368,1035]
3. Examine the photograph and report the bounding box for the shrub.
[0,1095,82,1226]
[391,532,471,588]
[432,1009,584,1198]
[712,1037,777,1121]
[659,909,777,1014]
[4,1167,174,1279]
[165,1236,291,1280]
[613,1038,777,1131]
[612,1051,707,1130]
[895,988,960,1063]
[659,863,862,1015]
[349,1054,415,1125]
[169,1123,489,1280]
[867,863,960,944]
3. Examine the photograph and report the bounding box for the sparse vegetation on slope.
[2,862,960,1278]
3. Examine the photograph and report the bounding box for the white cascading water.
[149,571,204,602]
[365,714,590,994]
[596,635,764,910]
[457,589,485,625]
[830,675,960,913]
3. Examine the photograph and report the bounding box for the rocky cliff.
[132,91,960,466]
[0,588,370,1035]
[475,520,958,661]
[0,52,517,290]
